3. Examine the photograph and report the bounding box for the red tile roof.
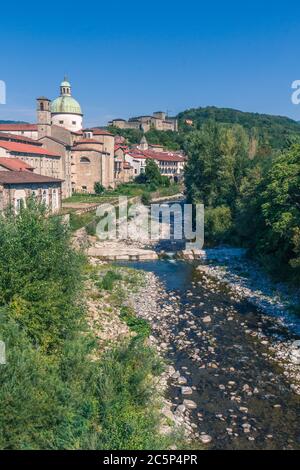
[130,148,185,162]
[0,124,38,131]
[87,128,113,136]
[74,139,103,145]
[0,141,60,157]
[114,144,128,151]
[0,158,34,172]
[0,171,63,184]
[0,132,42,145]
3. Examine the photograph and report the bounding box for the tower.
[37,97,51,138]
[139,135,148,151]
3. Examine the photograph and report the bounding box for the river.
[118,201,300,450]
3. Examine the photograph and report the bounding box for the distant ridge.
[177,106,300,149]
[0,120,29,124]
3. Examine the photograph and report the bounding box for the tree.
[0,200,85,352]
[94,182,105,194]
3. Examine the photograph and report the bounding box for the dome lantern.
[60,77,71,96]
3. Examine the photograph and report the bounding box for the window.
[82,185,87,193]
[52,189,58,210]
[80,157,90,163]
[42,189,48,206]
[72,121,76,125]
[40,102,44,111]
[59,120,64,124]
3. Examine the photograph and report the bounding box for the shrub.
[94,182,105,194]
[100,270,122,291]
[141,192,151,205]
[120,306,151,338]
[205,205,233,245]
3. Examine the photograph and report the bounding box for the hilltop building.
[108,111,178,132]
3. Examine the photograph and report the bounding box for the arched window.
[80,157,91,163]
[42,189,48,206]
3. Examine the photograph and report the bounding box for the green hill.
[177,106,300,150]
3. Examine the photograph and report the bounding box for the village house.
[114,144,134,183]
[123,136,186,181]
[0,158,63,213]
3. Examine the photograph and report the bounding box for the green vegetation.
[184,121,300,284]
[178,106,300,151]
[94,182,105,194]
[99,270,122,291]
[65,181,181,207]
[0,202,170,449]
[109,106,300,155]
[120,306,151,338]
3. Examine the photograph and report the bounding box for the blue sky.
[1,0,300,127]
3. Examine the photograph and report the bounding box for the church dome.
[51,77,82,115]
[51,95,82,115]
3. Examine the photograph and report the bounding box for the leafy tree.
[0,200,85,352]
[94,182,105,194]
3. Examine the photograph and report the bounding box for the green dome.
[51,95,82,115]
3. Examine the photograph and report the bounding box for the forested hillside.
[184,121,300,284]
[178,106,300,150]
[108,106,300,154]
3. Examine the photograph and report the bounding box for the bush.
[205,205,233,245]
[94,182,105,195]
[141,192,151,205]
[0,202,170,450]
[100,270,122,291]
[0,201,85,352]
[95,337,167,450]
[120,306,151,338]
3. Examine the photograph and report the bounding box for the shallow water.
[120,259,300,450]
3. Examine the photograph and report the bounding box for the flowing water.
[118,201,300,450]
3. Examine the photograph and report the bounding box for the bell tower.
[37,97,51,138]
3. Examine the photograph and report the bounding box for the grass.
[120,306,151,338]
[63,183,182,205]
[98,270,123,291]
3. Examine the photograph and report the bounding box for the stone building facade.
[0,170,62,213]
[109,111,178,132]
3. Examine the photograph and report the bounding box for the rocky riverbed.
[123,260,300,450]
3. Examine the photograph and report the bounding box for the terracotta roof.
[0,171,63,184]
[86,128,113,136]
[0,158,34,172]
[130,148,185,162]
[114,144,128,151]
[0,132,42,145]
[75,139,103,145]
[0,141,60,157]
[0,124,38,131]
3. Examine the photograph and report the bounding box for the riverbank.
[120,259,300,449]
[85,260,198,446]
[195,248,300,395]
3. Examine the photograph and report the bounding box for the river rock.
[183,399,197,409]
[203,315,212,323]
[290,349,300,365]
[177,376,188,385]
[181,386,193,395]
[199,434,212,444]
